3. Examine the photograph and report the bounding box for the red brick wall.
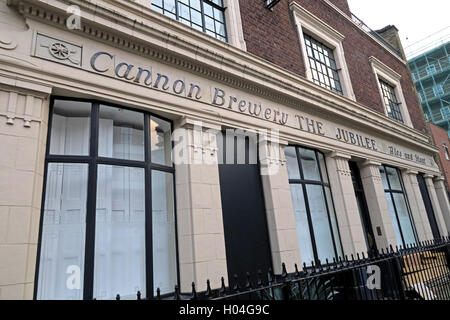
[238,0,427,133]
[427,123,450,191]
[328,0,351,16]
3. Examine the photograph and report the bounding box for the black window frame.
[33,97,179,300]
[303,33,344,95]
[380,165,418,248]
[286,146,343,265]
[379,79,404,123]
[151,0,228,42]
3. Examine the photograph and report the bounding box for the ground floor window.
[285,146,343,264]
[36,98,177,300]
[380,165,417,247]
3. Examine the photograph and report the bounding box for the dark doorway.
[217,131,272,287]
[349,161,377,254]
[417,174,440,239]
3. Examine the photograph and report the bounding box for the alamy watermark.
[66,5,81,30]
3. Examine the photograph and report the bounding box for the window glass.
[99,105,145,161]
[379,80,404,123]
[38,99,177,299]
[318,153,329,184]
[50,100,91,156]
[94,165,146,300]
[37,163,88,300]
[151,116,172,166]
[285,146,341,264]
[385,193,403,246]
[152,171,177,294]
[303,34,343,95]
[306,185,335,262]
[151,0,227,42]
[385,166,402,191]
[379,166,389,190]
[290,184,315,264]
[393,193,416,246]
[299,148,320,181]
[381,165,417,247]
[285,146,300,180]
[325,187,342,257]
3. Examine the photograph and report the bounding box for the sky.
[347,0,450,58]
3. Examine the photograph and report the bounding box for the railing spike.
[191,282,197,300]
[219,277,226,296]
[245,272,252,290]
[116,294,120,300]
[156,287,161,300]
[267,269,274,285]
[281,263,288,280]
[137,291,141,300]
[174,285,180,300]
[294,264,300,277]
[205,279,212,297]
[257,269,263,288]
[232,274,240,292]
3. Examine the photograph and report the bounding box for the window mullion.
[200,0,207,35]
[144,114,153,298]
[83,102,100,300]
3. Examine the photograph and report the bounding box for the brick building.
[427,123,450,193]
[0,0,449,300]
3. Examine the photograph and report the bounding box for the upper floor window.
[151,0,227,42]
[379,79,404,123]
[443,143,450,161]
[290,3,355,100]
[369,56,413,127]
[304,34,343,95]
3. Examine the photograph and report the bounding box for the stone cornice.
[8,0,436,153]
[369,56,402,81]
[290,2,345,42]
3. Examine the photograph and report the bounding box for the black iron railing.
[115,237,450,301]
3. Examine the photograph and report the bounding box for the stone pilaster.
[433,177,450,235]
[173,117,227,292]
[325,153,367,255]
[401,170,434,241]
[0,80,51,299]
[424,175,449,237]
[259,139,301,273]
[359,160,397,248]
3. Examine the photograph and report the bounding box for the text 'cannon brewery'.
[88,50,432,166]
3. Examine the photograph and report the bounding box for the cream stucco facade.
[0,0,449,299]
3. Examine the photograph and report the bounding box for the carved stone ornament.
[32,33,82,67]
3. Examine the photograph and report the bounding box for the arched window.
[36,98,177,300]
[285,146,343,264]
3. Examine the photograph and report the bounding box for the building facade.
[0,0,449,300]
[427,122,450,194]
[408,40,450,135]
